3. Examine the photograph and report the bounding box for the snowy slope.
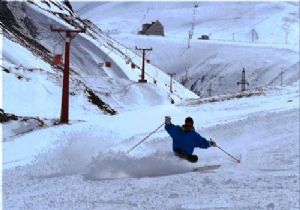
[2,2,300,209]
[3,83,299,209]
[1,0,197,121]
[2,36,116,118]
[115,34,299,96]
[74,1,300,96]
[74,2,299,45]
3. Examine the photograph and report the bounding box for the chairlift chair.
[104,46,113,68]
[53,38,64,66]
[131,63,136,69]
[105,61,112,67]
[54,54,63,65]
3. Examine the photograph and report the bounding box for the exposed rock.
[0,109,18,122]
[85,88,117,115]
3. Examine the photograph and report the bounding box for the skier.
[165,116,217,163]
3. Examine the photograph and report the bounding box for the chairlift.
[54,54,63,65]
[146,59,150,63]
[105,62,112,67]
[104,46,113,68]
[131,63,136,69]
[53,38,64,66]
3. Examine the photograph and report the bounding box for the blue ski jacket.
[165,124,210,155]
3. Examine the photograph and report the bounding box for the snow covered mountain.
[1,1,196,122]
[73,1,300,96]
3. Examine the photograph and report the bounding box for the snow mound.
[27,130,121,177]
[83,152,191,180]
[27,130,191,179]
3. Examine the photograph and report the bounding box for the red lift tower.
[50,25,86,124]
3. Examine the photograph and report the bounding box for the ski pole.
[211,139,240,163]
[126,123,165,154]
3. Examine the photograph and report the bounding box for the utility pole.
[191,2,197,39]
[207,82,213,97]
[188,2,197,48]
[185,69,188,81]
[184,69,189,84]
[50,25,86,124]
[237,68,249,92]
[188,31,192,48]
[251,29,258,43]
[181,68,189,85]
[135,46,152,83]
[280,69,284,86]
[168,73,176,93]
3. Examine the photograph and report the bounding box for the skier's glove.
[165,116,171,124]
[209,139,217,147]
